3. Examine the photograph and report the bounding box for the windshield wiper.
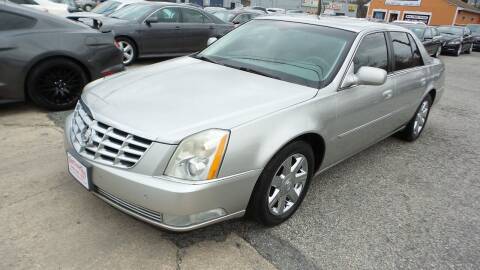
[194,55,219,65]
[227,65,281,80]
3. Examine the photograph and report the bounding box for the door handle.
[382,89,393,100]
[175,26,180,30]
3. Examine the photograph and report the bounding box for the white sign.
[67,153,89,190]
[385,0,422,6]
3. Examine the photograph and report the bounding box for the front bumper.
[442,43,461,53]
[473,41,480,51]
[64,114,260,231]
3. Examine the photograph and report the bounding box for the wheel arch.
[115,35,139,55]
[24,55,91,100]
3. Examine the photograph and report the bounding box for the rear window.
[0,11,36,31]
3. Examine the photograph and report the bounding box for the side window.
[182,8,206,23]
[408,34,423,67]
[152,8,180,23]
[424,28,432,39]
[234,14,250,24]
[353,32,389,73]
[9,0,38,4]
[390,32,417,71]
[0,11,36,31]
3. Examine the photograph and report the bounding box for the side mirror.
[145,17,158,25]
[342,66,387,88]
[207,37,218,46]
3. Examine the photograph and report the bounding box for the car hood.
[439,33,461,42]
[82,57,318,144]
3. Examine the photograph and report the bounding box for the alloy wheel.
[36,66,83,106]
[413,100,430,136]
[436,46,442,57]
[267,153,308,216]
[117,40,134,65]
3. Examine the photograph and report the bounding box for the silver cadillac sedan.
[64,16,445,231]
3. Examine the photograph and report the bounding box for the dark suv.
[0,2,124,110]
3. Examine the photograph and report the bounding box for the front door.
[179,7,213,52]
[140,7,183,55]
[329,32,397,163]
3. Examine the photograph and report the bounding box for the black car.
[466,24,480,51]
[393,23,443,57]
[437,25,475,56]
[212,9,264,26]
[80,2,234,65]
[0,2,123,110]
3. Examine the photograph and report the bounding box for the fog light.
[163,208,226,227]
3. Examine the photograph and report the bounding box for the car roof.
[256,16,409,33]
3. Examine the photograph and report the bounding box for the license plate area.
[67,152,92,190]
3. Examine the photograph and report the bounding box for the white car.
[266,7,285,14]
[9,0,69,15]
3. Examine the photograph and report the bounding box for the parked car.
[286,9,304,14]
[95,2,234,65]
[392,23,443,57]
[204,6,226,13]
[66,0,141,18]
[73,0,98,11]
[466,24,480,51]
[437,25,474,56]
[266,7,285,14]
[8,0,69,15]
[212,9,264,26]
[0,2,124,110]
[250,6,267,13]
[64,16,444,231]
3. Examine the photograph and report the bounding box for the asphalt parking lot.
[1,53,480,270]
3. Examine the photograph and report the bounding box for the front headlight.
[165,129,230,181]
[449,40,461,45]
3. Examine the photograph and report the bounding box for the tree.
[356,0,369,18]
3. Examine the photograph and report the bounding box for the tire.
[83,4,92,11]
[465,44,473,54]
[27,58,88,111]
[455,44,462,56]
[397,94,433,142]
[434,46,441,58]
[115,37,137,65]
[248,141,315,226]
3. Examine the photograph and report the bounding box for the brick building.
[367,0,480,25]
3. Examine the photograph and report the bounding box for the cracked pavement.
[2,54,480,269]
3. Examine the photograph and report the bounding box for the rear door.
[331,32,397,161]
[179,7,212,52]
[422,28,435,55]
[140,7,183,55]
[388,31,428,126]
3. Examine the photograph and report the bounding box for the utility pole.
[316,0,323,15]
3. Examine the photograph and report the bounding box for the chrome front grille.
[70,102,152,168]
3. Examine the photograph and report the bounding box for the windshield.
[438,26,463,36]
[196,20,355,88]
[92,0,121,14]
[109,4,152,21]
[212,11,235,22]
[403,26,425,39]
[467,24,480,33]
